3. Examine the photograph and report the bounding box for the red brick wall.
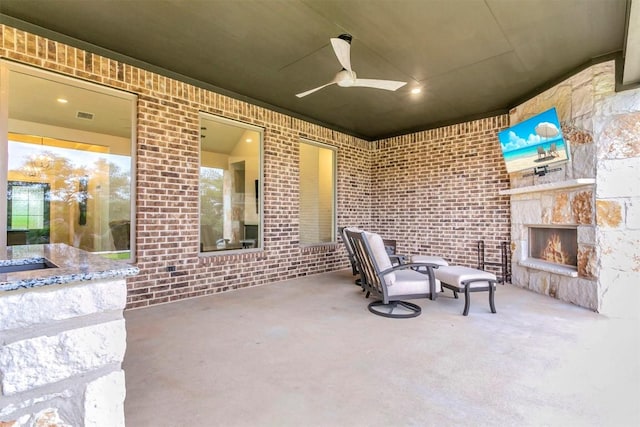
[1,25,511,308]
[372,118,512,268]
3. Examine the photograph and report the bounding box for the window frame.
[0,60,138,260]
[198,112,264,256]
[298,138,337,246]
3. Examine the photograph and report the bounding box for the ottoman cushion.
[410,255,449,266]
[435,266,496,289]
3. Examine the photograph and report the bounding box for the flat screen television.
[497,107,570,175]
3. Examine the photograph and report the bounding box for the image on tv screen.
[497,107,570,174]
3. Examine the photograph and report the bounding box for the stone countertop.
[0,244,139,292]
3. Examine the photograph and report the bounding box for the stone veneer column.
[0,279,128,426]
[593,88,640,317]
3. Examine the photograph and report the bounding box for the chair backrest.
[345,229,396,299]
[340,226,361,275]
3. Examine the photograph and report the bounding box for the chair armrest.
[381,262,442,273]
[389,254,407,265]
[380,262,440,298]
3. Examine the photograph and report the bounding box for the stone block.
[33,408,72,427]
[598,269,640,318]
[552,192,572,224]
[596,200,623,228]
[0,388,74,419]
[592,61,616,98]
[571,191,593,224]
[626,199,640,230]
[84,371,125,427]
[577,245,597,278]
[0,279,127,332]
[511,199,541,225]
[596,157,640,199]
[596,158,640,198]
[598,230,640,272]
[0,320,126,395]
[571,83,594,118]
[510,264,529,289]
[0,409,72,427]
[529,270,551,295]
[596,113,640,159]
[564,122,594,146]
[577,225,596,245]
[569,143,596,178]
[556,276,597,310]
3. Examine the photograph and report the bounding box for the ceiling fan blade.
[352,79,407,91]
[330,37,352,71]
[296,81,336,98]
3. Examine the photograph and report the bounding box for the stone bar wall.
[0,279,128,426]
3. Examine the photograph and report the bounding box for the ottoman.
[435,266,498,316]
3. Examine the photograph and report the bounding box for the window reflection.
[299,141,336,245]
[200,115,261,252]
[3,64,136,260]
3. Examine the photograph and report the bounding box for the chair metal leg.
[463,286,471,316]
[368,300,421,318]
[489,284,496,313]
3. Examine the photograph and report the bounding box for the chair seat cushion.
[387,269,441,297]
[410,255,449,266]
[435,266,496,289]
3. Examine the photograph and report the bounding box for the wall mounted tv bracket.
[523,165,562,177]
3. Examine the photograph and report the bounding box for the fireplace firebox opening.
[528,226,578,267]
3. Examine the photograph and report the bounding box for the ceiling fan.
[295,34,407,98]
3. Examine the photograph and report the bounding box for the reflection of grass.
[101,251,130,260]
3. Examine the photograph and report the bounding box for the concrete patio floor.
[123,269,640,426]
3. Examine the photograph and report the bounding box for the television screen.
[497,107,570,174]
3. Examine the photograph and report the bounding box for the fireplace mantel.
[499,178,595,196]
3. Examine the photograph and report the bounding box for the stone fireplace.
[502,179,598,309]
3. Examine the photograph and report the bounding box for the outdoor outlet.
[166,266,176,272]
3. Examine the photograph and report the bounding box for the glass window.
[200,114,262,253]
[1,62,136,260]
[299,140,336,245]
[7,181,50,245]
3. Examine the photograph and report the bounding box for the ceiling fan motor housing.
[336,69,357,87]
[337,33,352,44]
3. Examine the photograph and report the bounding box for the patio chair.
[340,226,404,287]
[537,146,546,159]
[549,142,558,157]
[345,229,442,318]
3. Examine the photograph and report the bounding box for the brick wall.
[1,25,512,308]
[372,118,512,268]
[0,25,374,308]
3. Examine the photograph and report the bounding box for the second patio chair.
[345,229,442,318]
[340,226,404,287]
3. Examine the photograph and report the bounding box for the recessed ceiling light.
[57,98,68,103]
[245,138,252,143]
[410,88,421,94]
